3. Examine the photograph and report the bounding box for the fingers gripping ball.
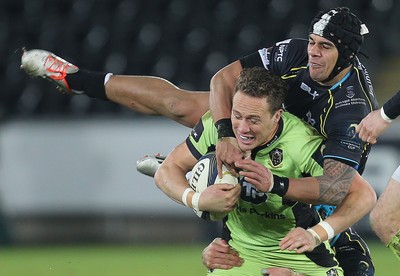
[188,152,239,221]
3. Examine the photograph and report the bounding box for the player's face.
[308,34,339,84]
[231,91,281,153]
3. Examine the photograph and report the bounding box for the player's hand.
[199,184,241,213]
[261,267,303,276]
[356,109,391,144]
[202,238,243,270]
[216,137,244,177]
[235,158,273,193]
[279,227,317,253]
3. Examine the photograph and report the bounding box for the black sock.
[65,69,109,101]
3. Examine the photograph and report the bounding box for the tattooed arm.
[238,158,376,243]
[282,158,376,241]
[285,158,358,205]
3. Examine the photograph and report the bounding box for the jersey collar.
[250,117,284,157]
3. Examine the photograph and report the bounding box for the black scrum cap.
[309,7,369,81]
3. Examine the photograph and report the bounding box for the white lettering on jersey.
[243,182,265,199]
[275,39,292,46]
[258,48,270,69]
[300,82,319,99]
[276,44,286,62]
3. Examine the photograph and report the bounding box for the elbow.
[210,68,227,91]
[210,61,242,90]
[350,174,377,212]
[363,180,377,212]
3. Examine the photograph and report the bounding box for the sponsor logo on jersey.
[275,39,292,46]
[269,148,283,168]
[346,86,355,99]
[347,123,358,139]
[300,82,320,99]
[237,203,286,219]
[305,111,316,126]
[258,48,270,68]
[357,59,374,96]
[241,180,268,204]
[276,44,287,62]
[339,139,361,151]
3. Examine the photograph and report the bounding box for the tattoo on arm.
[317,158,356,205]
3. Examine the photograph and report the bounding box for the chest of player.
[283,71,369,133]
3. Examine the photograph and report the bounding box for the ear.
[273,109,283,123]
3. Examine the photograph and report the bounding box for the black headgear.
[309,7,369,82]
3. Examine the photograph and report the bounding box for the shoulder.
[278,113,324,174]
[282,112,321,138]
[264,38,308,75]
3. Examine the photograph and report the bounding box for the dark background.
[2,0,400,119]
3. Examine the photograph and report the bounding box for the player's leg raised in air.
[20,49,209,128]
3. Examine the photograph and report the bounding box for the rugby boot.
[136,153,166,177]
[20,48,82,94]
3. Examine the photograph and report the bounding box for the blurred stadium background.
[1,0,400,274]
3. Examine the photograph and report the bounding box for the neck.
[320,65,352,86]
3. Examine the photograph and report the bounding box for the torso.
[240,38,379,173]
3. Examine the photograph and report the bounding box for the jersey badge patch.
[345,86,355,99]
[269,148,283,168]
[347,123,358,139]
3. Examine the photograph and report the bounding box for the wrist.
[215,118,235,139]
[182,187,194,207]
[307,228,322,246]
[318,221,335,240]
[191,192,201,211]
[270,175,289,196]
[380,107,393,123]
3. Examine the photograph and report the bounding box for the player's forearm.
[310,174,376,242]
[311,194,376,243]
[283,177,321,204]
[283,159,356,205]
[154,164,192,206]
[209,61,242,123]
[154,144,197,207]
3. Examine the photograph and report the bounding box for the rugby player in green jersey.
[155,67,374,275]
[21,6,377,274]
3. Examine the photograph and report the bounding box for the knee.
[163,93,207,128]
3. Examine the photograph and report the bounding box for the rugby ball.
[188,152,239,221]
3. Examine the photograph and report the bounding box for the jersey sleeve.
[240,38,309,76]
[323,117,366,170]
[185,111,218,160]
[383,90,400,120]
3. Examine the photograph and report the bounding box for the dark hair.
[234,67,288,114]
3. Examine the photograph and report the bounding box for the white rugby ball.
[188,152,239,221]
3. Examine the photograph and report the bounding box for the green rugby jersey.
[186,111,343,275]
